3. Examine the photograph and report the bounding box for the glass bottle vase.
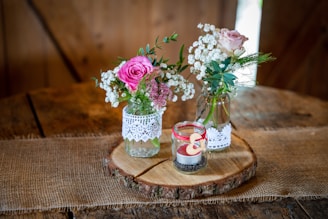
[122,105,162,158]
[196,92,231,151]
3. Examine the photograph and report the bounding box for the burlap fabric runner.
[1,127,327,215]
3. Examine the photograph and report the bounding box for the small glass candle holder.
[172,121,207,174]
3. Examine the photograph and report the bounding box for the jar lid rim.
[172,121,206,141]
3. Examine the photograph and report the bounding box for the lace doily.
[206,123,231,150]
[122,107,162,142]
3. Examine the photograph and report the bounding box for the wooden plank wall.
[0,0,237,99]
[1,0,327,100]
[0,0,4,97]
[258,0,328,100]
[0,0,74,98]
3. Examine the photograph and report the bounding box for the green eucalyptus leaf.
[163,58,169,63]
[151,57,158,66]
[224,73,237,81]
[218,87,225,93]
[221,57,231,72]
[171,33,178,41]
[179,44,185,63]
[91,77,99,87]
[210,61,221,73]
[205,73,222,81]
[179,65,189,72]
[163,37,169,43]
[138,48,145,56]
[148,57,153,64]
[149,48,156,54]
[206,66,214,75]
[146,44,150,53]
[223,73,236,86]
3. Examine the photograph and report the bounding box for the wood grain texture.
[258,0,328,100]
[26,83,328,138]
[0,0,74,98]
[30,0,109,82]
[0,212,68,219]
[108,130,257,199]
[1,0,327,103]
[0,94,40,139]
[2,0,46,94]
[28,81,124,137]
[0,0,6,98]
[231,86,328,130]
[299,198,328,219]
[0,0,237,99]
[28,0,237,81]
[28,82,197,137]
[72,198,312,219]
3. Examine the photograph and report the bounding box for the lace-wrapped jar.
[196,90,231,151]
[122,103,162,158]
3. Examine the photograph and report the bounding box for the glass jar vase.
[172,121,207,174]
[122,105,162,158]
[196,91,231,151]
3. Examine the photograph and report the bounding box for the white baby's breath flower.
[172,95,178,102]
[188,54,195,64]
[200,65,206,74]
[202,35,210,43]
[160,63,167,69]
[196,74,202,80]
[207,44,214,50]
[192,41,199,47]
[101,72,108,79]
[203,23,211,32]
[167,79,177,87]
[112,101,119,108]
[194,61,201,70]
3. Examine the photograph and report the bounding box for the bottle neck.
[200,87,230,100]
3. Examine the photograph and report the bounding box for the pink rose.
[118,56,154,92]
[218,28,248,55]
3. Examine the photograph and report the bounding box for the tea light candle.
[176,144,202,165]
[172,121,207,173]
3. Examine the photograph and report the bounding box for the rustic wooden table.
[0,82,327,218]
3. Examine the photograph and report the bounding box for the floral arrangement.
[95,33,195,115]
[188,23,275,124]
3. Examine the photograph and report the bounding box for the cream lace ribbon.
[206,123,231,150]
[122,107,162,142]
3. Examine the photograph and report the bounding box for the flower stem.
[221,96,230,117]
[202,96,217,126]
[151,137,160,148]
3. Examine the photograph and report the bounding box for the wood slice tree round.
[108,130,257,199]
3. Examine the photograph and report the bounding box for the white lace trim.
[122,107,162,142]
[207,123,231,150]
